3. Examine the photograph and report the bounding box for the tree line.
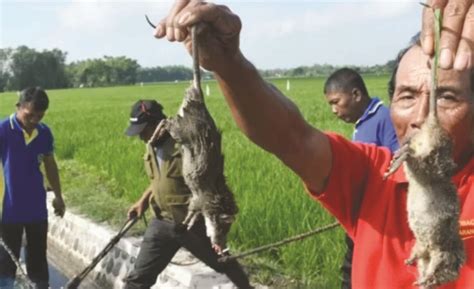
[0,46,395,92]
[0,46,202,92]
[258,61,396,78]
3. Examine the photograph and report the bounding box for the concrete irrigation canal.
[3,193,254,289]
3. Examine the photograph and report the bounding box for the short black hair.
[388,32,474,100]
[324,68,369,97]
[17,87,49,111]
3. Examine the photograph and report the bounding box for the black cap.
[125,100,166,136]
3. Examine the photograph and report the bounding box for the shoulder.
[38,122,51,131]
[376,104,390,115]
[363,100,394,130]
[0,116,9,124]
[369,98,390,118]
[38,122,53,135]
[37,123,54,145]
[327,132,392,170]
[0,117,12,135]
[0,116,11,128]
[376,107,392,124]
[357,98,390,128]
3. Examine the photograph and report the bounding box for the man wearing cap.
[0,87,65,289]
[123,99,252,289]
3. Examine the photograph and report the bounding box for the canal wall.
[46,193,243,289]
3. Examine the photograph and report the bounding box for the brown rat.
[150,24,238,254]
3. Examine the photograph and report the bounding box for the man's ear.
[352,88,362,102]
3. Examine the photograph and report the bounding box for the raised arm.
[214,55,332,192]
[153,0,332,192]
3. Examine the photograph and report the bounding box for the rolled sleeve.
[304,133,387,238]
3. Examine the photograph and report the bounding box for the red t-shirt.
[305,133,474,289]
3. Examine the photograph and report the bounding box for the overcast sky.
[1,0,422,69]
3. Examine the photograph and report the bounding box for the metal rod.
[0,237,35,288]
[65,217,138,289]
[218,222,340,263]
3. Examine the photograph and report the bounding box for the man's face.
[16,102,46,131]
[325,91,360,123]
[390,46,474,163]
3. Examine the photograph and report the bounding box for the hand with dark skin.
[44,154,66,217]
[152,1,241,73]
[127,186,151,220]
[421,0,474,70]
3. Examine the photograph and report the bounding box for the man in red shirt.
[152,0,474,288]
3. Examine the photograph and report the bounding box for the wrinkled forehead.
[396,46,471,94]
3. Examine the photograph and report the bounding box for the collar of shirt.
[23,128,38,145]
[355,97,383,127]
[10,113,39,145]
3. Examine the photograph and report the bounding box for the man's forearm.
[44,156,62,198]
[214,53,308,157]
[140,184,153,202]
[214,53,332,192]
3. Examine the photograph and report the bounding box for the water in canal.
[49,263,69,289]
[0,242,69,289]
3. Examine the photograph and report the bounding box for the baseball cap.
[125,100,166,136]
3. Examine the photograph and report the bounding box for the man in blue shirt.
[0,87,65,289]
[324,68,399,289]
[325,68,399,152]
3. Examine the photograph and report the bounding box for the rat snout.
[211,235,228,255]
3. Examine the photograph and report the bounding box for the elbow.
[275,122,311,161]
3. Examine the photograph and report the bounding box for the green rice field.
[0,76,391,288]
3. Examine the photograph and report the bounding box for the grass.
[0,75,391,288]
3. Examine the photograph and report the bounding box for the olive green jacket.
[143,137,191,223]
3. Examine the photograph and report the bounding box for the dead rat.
[149,24,238,254]
[386,113,465,288]
[384,11,465,286]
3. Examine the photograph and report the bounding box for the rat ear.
[219,214,235,223]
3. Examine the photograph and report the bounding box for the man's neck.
[355,97,372,121]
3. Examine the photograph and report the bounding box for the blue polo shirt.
[0,114,54,224]
[353,98,399,152]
